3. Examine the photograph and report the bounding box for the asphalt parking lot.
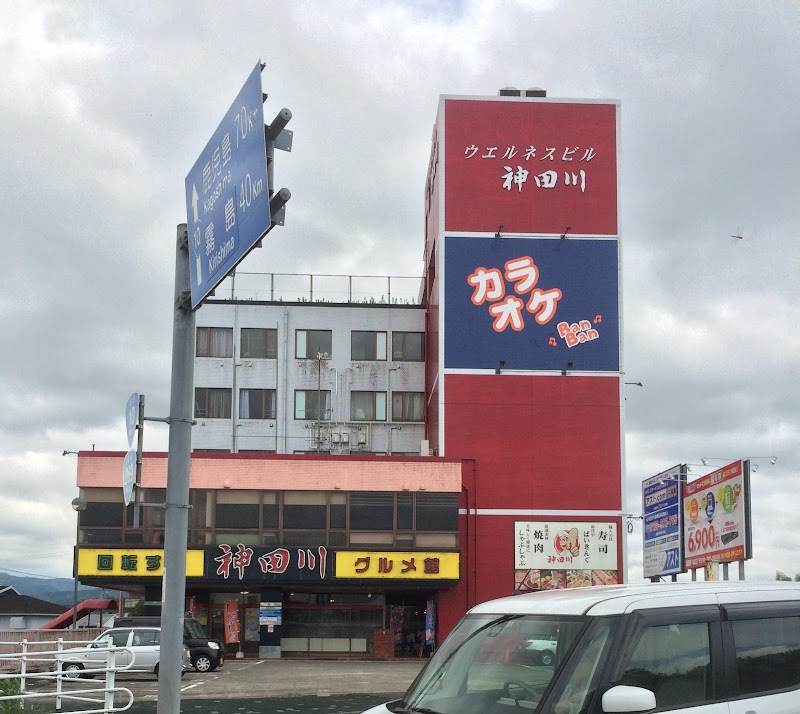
[23,658,428,712]
[133,658,427,701]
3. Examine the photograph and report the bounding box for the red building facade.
[425,94,625,636]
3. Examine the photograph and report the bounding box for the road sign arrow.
[191,184,199,223]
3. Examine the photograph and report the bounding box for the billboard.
[682,460,751,569]
[514,521,618,591]
[444,236,619,371]
[642,465,684,578]
[443,99,618,235]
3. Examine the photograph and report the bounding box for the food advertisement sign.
[514,521,618,591]
[444,236,619,372]
[682,460,750,569]
[642,465,684,578]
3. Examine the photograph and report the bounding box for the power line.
[0,565,70,580]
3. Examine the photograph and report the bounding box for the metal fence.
[0,633,133,713]
[210,272,427,305]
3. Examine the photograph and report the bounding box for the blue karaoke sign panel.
[443,236,619,371]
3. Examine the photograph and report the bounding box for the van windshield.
[399,613,586,714]
[184,620,209,639]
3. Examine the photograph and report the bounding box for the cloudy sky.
[0,1,797,585]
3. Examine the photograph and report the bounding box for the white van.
[363,581,800,714]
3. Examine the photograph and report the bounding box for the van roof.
[469,581,800,617]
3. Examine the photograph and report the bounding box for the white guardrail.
[0,637,134,713]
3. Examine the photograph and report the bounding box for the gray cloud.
[0,0,797,581]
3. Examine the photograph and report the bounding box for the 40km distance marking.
[687,525,717,552]
[240,172,264,213]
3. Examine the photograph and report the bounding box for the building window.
[416,493,458,531]
[195,388,232,419]
[351,331,387,361]
[239,389,276,419]
[351,391,386,421]
[392,332,424,361]
[196,327,233,358]
[283,492,327,529]
[350,493,394,530]
[215,504,259,529]
[392,392,425,422]
[296,330,332,359]
[241,328,277,359]
[397,493,413,530]
[294,390,332,420]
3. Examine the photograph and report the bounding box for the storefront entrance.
[207,592,261,658]
[387,592,434,658]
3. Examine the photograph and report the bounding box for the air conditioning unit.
[340,432,350,444]
[357,432,367,445]
[420,439,431,456]
[331,432,340,443]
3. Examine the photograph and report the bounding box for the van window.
[547,620,613,714]
[731,615,800,694]
[619,622,711,708]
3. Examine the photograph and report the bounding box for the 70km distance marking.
[235,105,260,148]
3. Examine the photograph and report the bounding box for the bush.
[0,678,21,712]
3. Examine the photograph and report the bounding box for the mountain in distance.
[0,571,119,608]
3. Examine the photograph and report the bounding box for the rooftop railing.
[206,272,427,306]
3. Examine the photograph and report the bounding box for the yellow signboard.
[335,551,459,579]
[77,549,205,577]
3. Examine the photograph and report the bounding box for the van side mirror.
[602,685,657,712]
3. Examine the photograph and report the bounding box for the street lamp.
[71,497,87,629]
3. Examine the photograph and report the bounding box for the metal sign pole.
[157,224,195,714]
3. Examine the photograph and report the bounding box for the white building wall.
[193,301,427,456]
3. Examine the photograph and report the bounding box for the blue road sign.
[185,63,271,309]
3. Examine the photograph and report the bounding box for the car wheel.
[193,654,213,673]
[539,650,554,666]
[63,662,87,679]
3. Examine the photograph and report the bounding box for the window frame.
[294,389,332,421]
[295,329,333,359]
[239,388,277,420]
[351,391,387,422]
[240,328,278,359]
[194,387,232,419]
[391,391,425,422]
[196,327,234,358]
[351,331,387,361]
[392,331,425,362]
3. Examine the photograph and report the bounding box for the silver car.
[59,626,190,678]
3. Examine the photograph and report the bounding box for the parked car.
[362,581,800,714]
[520,631,558,665]
[58,626,191,679]
[114,615,224,672]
